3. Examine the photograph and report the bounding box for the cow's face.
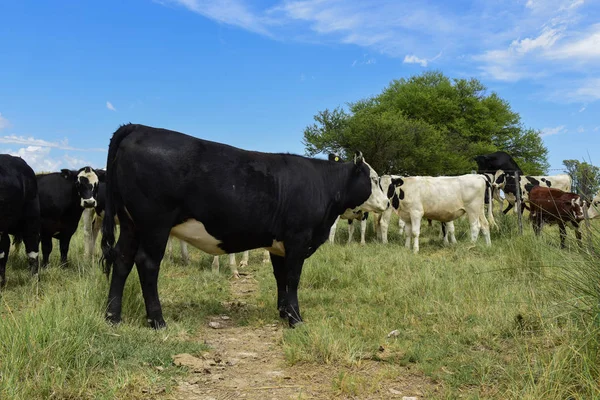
[571,196,585,220]
[352,152,389,213]
[61,167,105,209]
[493,170,507,190]
[586,192,600,219]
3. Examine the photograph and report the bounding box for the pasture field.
[1,212,599,399]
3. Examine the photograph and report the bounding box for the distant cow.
[391,174,492,253]
[474,151,523,213]
[101,124,389,328]
[528,186,585,248]
[37,167,103,267]
[0,155,40,287]
[493,171,572,214]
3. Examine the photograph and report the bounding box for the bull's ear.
[329,154,342,162]
[353,151,364,165]
[60,169,76,180]
[95,169,107,182]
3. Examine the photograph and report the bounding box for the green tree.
[563,160,600,199]
[303,71,549,175]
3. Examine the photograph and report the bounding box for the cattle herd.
[0,124,597,329]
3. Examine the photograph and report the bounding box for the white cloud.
[352,54,376,67]
[106,101,117,111]
[541,125,567,136]
[403,54,428,67]
[594,126,600,132]
[0,135,105,152]
[4,146,61,173]
[579,105,586,112]
[577,126,585,133]
[0,113,9,130]
[546,24,600,61]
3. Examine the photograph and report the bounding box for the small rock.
[208,321,222,329]
[220,315,231,320]
[387,329,400,338]
[389,388,402,395]
[237,351,258,359]
[402,397,418,400]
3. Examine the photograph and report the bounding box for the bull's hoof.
[148,318,167,330]
[105,312,121,326]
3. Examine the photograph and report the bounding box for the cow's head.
[60,167,105,209]
[586,192,600,220]
[331,152,389,213]
[492,170,507,190]
[570,196,585,221]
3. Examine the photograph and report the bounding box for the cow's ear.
[329,154,342,162]
[353,151,364,166]
[60,169,76,180]
[95,169,106,182]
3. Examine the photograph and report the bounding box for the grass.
[1,211,599,399]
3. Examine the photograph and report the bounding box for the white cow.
[328,209,368,244]
[493,170,572,213]
[211,249,271,278]
[390,174,492,253]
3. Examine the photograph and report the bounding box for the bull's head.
[60,167,106,209]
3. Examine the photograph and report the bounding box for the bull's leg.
[134,228,171,329]
[270,253,288,319]
[179,240,189,265]
[58,233,73,267]
[558,222,567,249]
[239,251,249,267]
[0,234,10,288]
[360,217,367,245]
[409,213,423,253]
[106,218,139,326]
[41,235,52,268]
[328,216,340,244]
[447,221,457,244]
[211,256,220,272]
[347,219,355,244]
[262,249,270,264]
[228,254,240,278]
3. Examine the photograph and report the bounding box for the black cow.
[0,155,40,287]
[37,167,104,267]
[101,124,389,329]
[474,151,523,214]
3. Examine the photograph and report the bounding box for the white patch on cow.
[265,240,285,257]
[170,219,225,255]
[77,169,99,185]
[357,160,389,213]
[27,251,38,258]
[0,252,4,259]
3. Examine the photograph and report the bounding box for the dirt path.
[171,267,438,400]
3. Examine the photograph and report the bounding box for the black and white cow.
[383,174,492,253]
[0,155,40,287]
[101,124,389,328]
[492,170,572,213]
[37,167,104,267]
[474,151,522,213]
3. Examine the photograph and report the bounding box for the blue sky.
[1,0,599,173]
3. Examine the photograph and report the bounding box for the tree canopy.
[563,160,600,200]
[303,71,549,175]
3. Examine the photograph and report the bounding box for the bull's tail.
[100,124,136,277]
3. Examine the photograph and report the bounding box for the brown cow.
[528,186,585,248]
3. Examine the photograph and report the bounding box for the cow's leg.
[22,202,40,276]
[360,217,367,245]
[262,249,270,264]
[106,218,139,326]
[83,208,94,258]
[179,240,189,265]
[239,251,249,267]
[58,233,73,267]
[347,219,355,244]
[282,248,308,327]
[558,222,567,249]
[270,253,288,319]
[166,236,173,259]
[409,213,423,253]
[378,207,393,243]
[374,212,382,241]
[329,216,340,244]
[447,221,457,244]
[134,229,171,329]
[441,222,448,244]
[503,202,514,214]
[41,235,52,268]
[467,212,481,243]
[403,219,412,249]
[228,254,240,278]
[211,256,220,272]
[0,234,10,288]
[479,213,491,246]
[90,215,102,257]
[398,217,405,237]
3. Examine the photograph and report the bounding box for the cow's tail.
[486,180,498,230]
[100,123,135,277]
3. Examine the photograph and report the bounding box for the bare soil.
[171,267,439,400]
